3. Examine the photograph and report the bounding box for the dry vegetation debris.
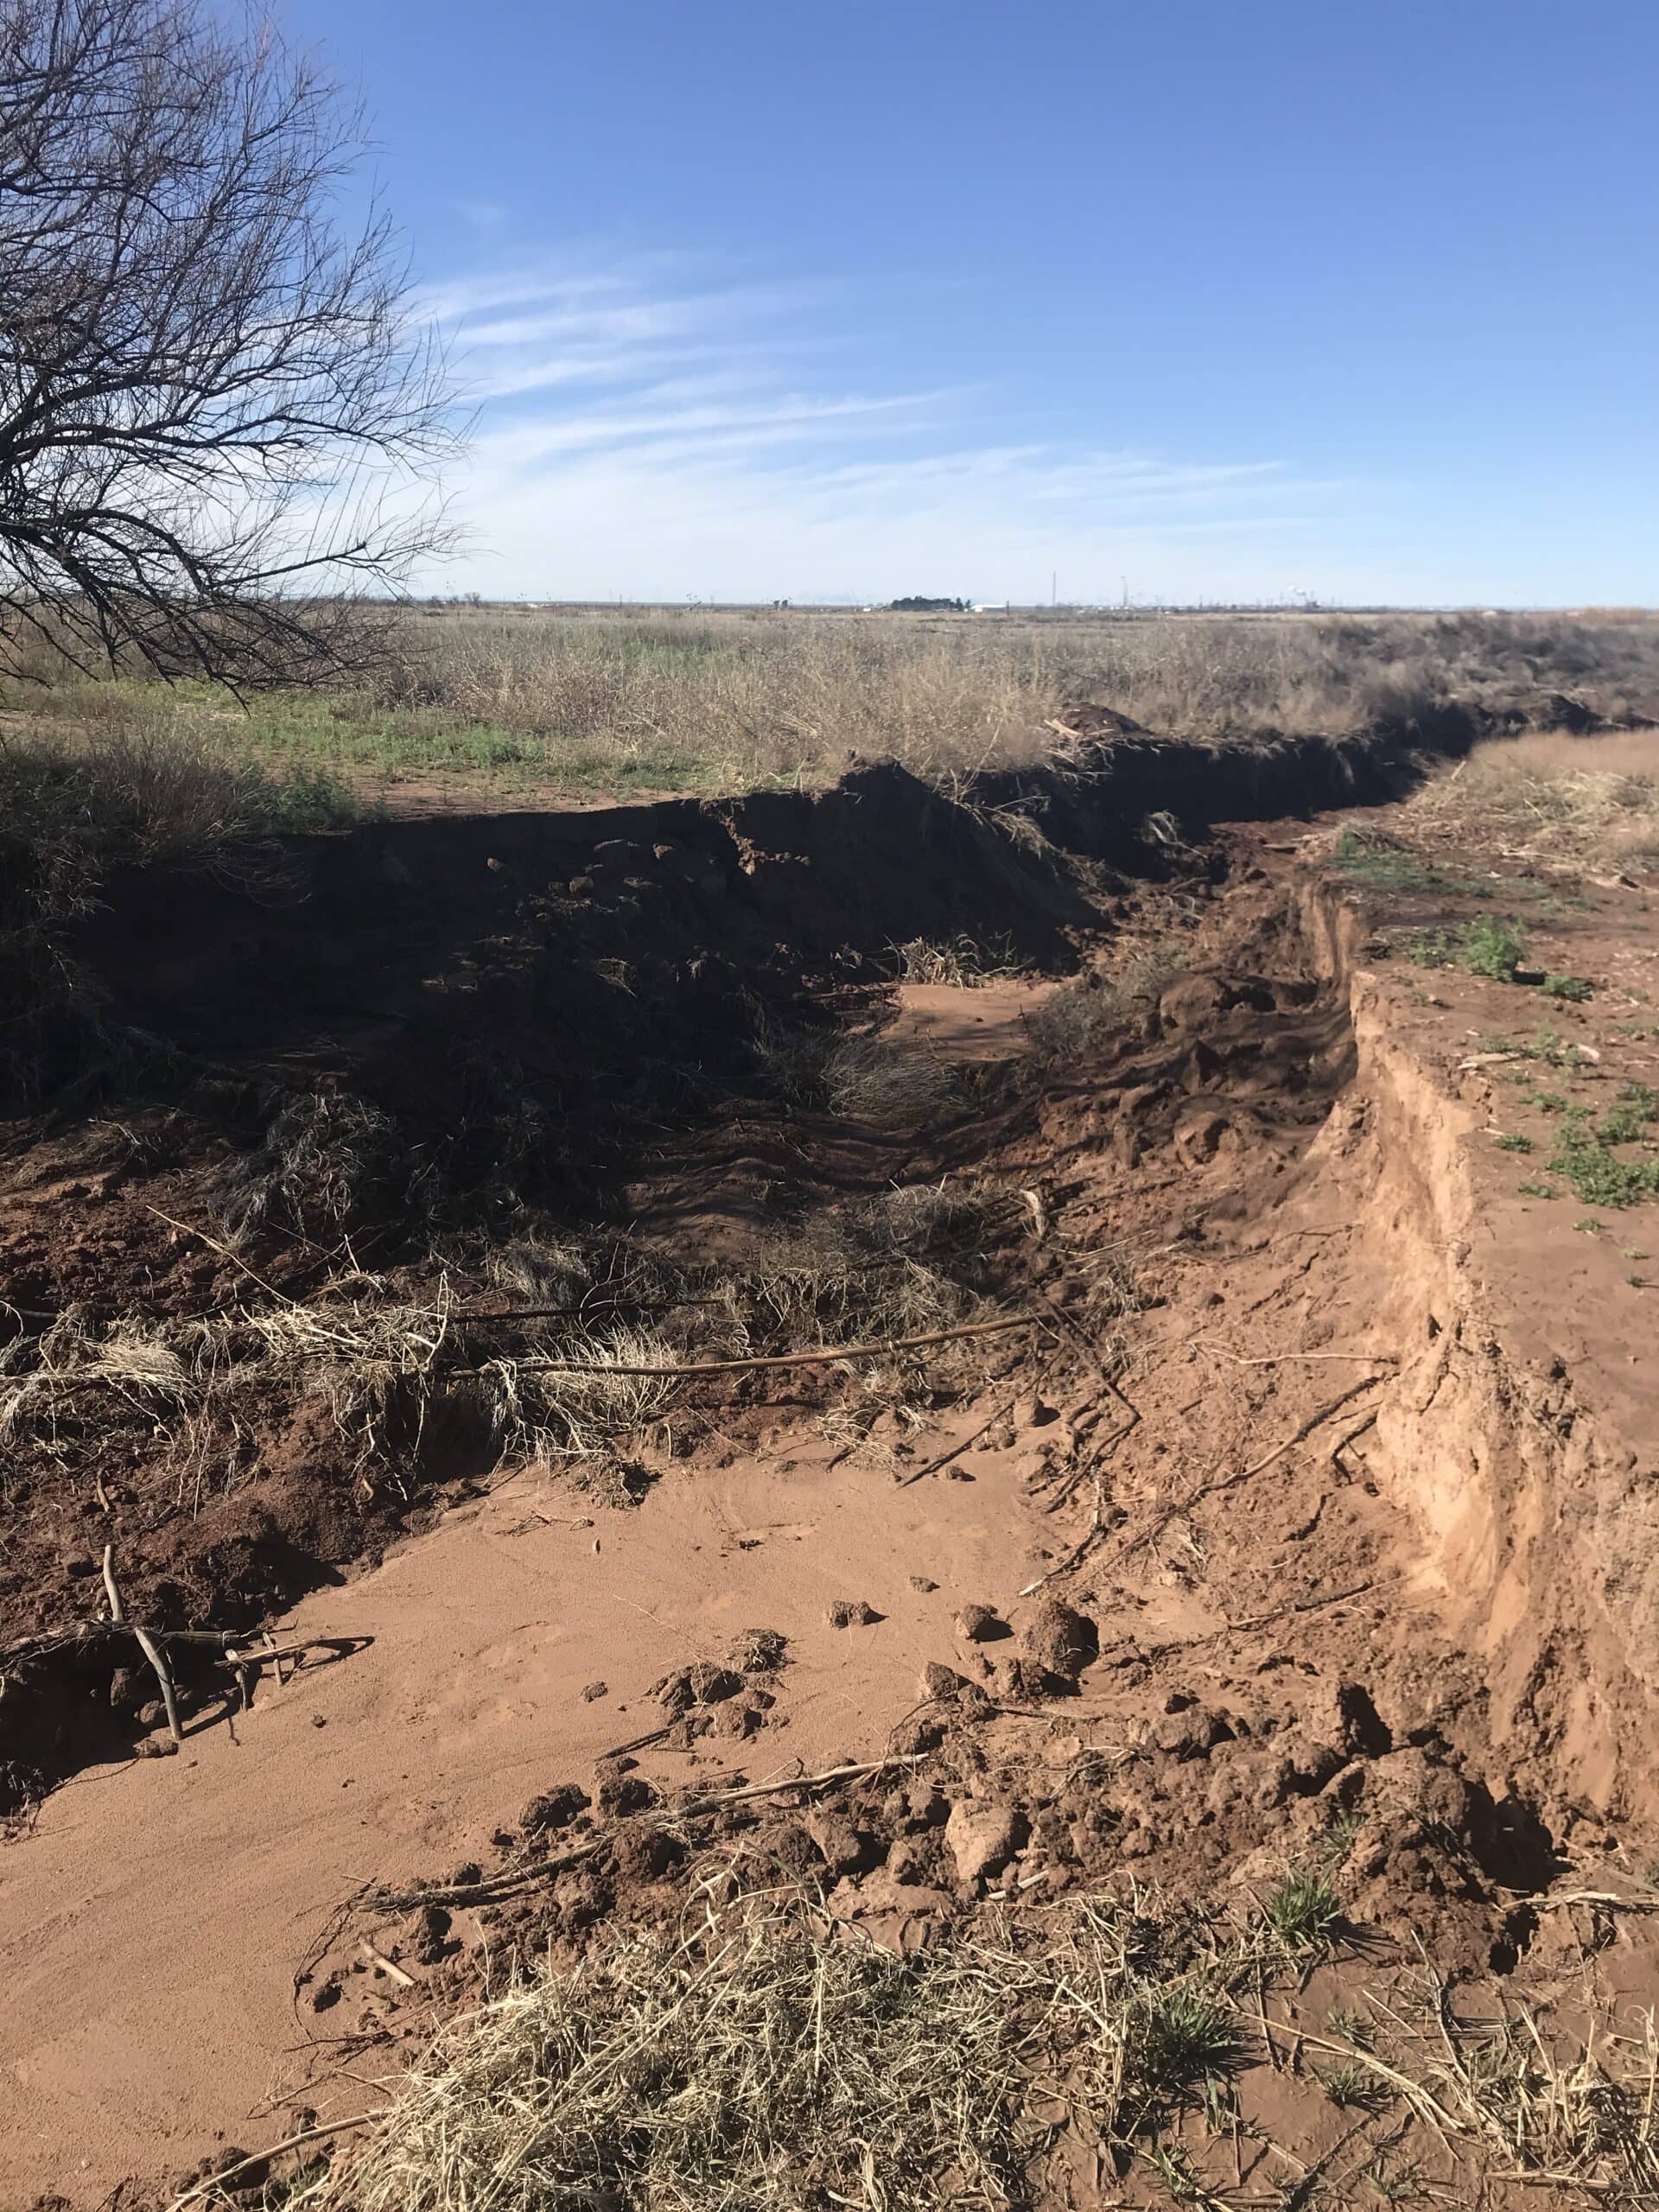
[277,1880,1659,2212]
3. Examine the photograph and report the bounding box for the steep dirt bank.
[1298,886,1659,1827]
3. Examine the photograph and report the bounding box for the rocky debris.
[944,1799,1027,1887]
[826,1599,880,1629]
[1333,1680,1394,1759]
[805,1809,884,1877]
[728,1627,789,1672]
[581,1680,608,1702]
[909,1575,938,1593]
[1151,1702,1236,1761]
[954,1603,1008,1643]
[651,1661,745,1714]
[890,1714,946,1757]
[752,1821,823,1878]
[922,1660,970,1698]
[1158,973,1229,1031]
[1018,1598,1098,1684]
[988,1656,1053,1703]
[596,1770,658,1817]
[406,1904,454,1966]
[520,1783,591,1834]
[1012,1393,1059,1430]
[609,1827,685,1883]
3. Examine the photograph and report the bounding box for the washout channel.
[2,712,1657,2210]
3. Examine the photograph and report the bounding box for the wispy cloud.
[417,257,1370,601]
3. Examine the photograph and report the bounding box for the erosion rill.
[1,719,1656,2208]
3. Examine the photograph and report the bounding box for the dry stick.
[501,1312,1037,1379]
[142,1204,291,1308]
[893,1389,1026,1488]
[101,1544,183,1749]
[1127,1376,1388,1556]
[1020,1467,1109,1595]
[363,1754,930,1916]
[673,1750,927,1820]
[167,2113,383,2209]
[358,1938,415,1988]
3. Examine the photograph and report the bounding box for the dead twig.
[167,2113,383,2209]
[502,1312,1039,1379]
[142,1204,291,1308]
[102,1543,182,1749]
[359,1939,415,1988]
[1127,1376,1388,1555]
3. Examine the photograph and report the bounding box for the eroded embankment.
[1298,884,1659,1828]
[4,730,1659,2206]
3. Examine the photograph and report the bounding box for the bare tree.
[0,0,454,687]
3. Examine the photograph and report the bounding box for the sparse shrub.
[1494,1133,1534,1154]
[1024,974,1128,1066]
[1548,1107,1659,1207]
[891,933,1014,986]
[1543,972,1592,1001]
[1458,917,1530,980]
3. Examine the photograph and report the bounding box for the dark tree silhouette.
[0,0,453,686]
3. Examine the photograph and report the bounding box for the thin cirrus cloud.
[417,259,1362,602]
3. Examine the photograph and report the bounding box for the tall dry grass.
[1402,728,1659,874]
[4,607,1658,798]
[368,604,1659,777]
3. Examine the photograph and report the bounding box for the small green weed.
[1332,829,1436,891]
[1599,1083,1659,1144]
[1403,918,1528,981]
[1548,1129,1659,1208]
[1516,1181,1557,1198]
[1131,1986,1242,2098]
[1318,2059,1390,2113]
[1325,2007,1375,2050]
[1264,1870,1342,1952]
[1542,973,1592,1001]
[1332,827,1497,899]
[1494,1132,1534,1154]
[1459,917,1530,979]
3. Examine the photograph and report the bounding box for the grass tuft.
[1263,1869,1343,1952]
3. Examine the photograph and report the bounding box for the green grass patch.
[1542,973,1593,1001]
[1494,1133,1535,1154]
[1404,918,1529,980]
[1548,1106,1659,1208]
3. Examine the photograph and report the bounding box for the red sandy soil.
[3,778,1658,2207]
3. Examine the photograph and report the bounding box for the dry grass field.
[3,605,1658,812]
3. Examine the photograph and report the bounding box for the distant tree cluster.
[0,0,453,689]
[887,595,968,614]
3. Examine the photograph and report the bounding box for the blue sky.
[283,0,1657,607]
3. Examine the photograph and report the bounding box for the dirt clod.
[826,1599,879,1629]
[520,1784,590,1834]
[955,1604,1008,1643]
[1017,1598,1098,1682]
[943,1799,1027,1885]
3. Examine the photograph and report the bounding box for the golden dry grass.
[7,607,1659,801]
[1403,728,1659,875]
